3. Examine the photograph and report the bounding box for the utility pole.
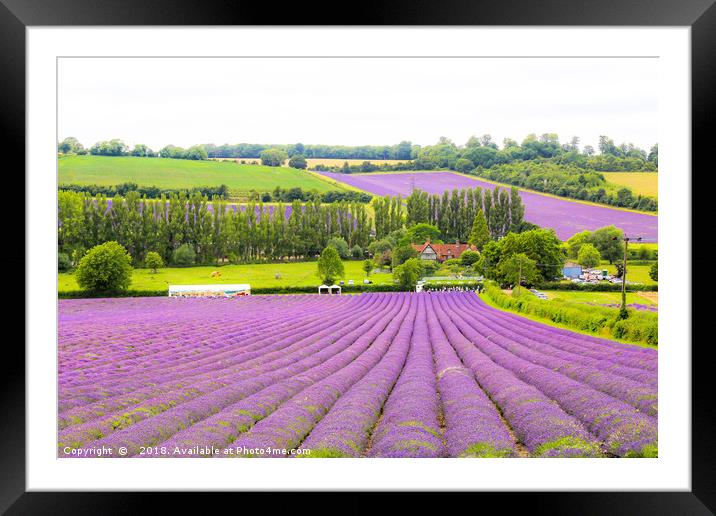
[518,259,523,290]
[616,235,642,319]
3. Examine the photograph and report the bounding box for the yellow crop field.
[603,172,658,198]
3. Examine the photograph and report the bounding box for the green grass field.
[603,172,658,198]
[58,155,341,196]
[602,262,657,285]
[629,242,658,253]
[480,290,657,348]
[542,290,657,306]
[58,260,394,292]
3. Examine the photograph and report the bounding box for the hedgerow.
[482,281,657,346]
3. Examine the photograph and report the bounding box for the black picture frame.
[3,0,710,513]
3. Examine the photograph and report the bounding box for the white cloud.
[58,57,658,151]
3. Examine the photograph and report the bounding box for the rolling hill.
[58,155,342,196]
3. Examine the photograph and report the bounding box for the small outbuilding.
[562,263,583,279]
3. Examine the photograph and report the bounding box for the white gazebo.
[318,284,342,295]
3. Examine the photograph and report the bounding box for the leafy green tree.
[498,229,565,282]
[58,252,71,271]
[498,253,539,287]
[615,263,624,278]
[58,137,85,155]
[422,260,440,276]
[587,226,624,263]
[460,249,480,266]
[185,145,208,160]
[71,248,86,268]
[577,243,601,268]
[75,241,133,292]
[392,244,419,268]
[351,245,363,259]
[131,144,154,157]
[317,246,345,284]
[145,251,164,273]
[455,158,474,173]
[368,238,392,258]
[173,243,196,266]
[468,209,491,251]
[393,258,425,290]
[649,262,658,281]
[288,154,308,169]
[260,148,288,167]
[327,237,350,259]
[443,258,462,276]
[462,145,498,168]
[362,259,373,277]
[90,139,128,156]
[398,223,442,246]
[566,230,591,259]
[509,187,525,232]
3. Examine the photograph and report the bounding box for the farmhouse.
[411,239,477,263]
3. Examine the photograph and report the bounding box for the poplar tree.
[468,209,491,251]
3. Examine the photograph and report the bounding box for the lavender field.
[319,171,658,241]
[58,292,657,458]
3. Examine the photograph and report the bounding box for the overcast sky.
[58,57,658,151]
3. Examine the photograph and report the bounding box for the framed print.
[4,0,712,512]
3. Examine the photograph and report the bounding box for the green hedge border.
[57,280,657,298]
[58,283,408,299]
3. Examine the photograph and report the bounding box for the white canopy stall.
[318,284,342,295]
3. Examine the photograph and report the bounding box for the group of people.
[422,284,482,293]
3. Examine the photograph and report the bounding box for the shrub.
[75,241,133,293]
[351,245,364,259]
[145,251,164,273]
[422,260,441,276]
[391,244,419,268]
[460,250,480,267]
[393,258,425,290]
[649,262,658,282]
[58,252,72,272]
[260,148,288,167]
[326,237,350,259]
[173,244,196,266]
[288,154,308,169]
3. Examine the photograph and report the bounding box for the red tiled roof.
[411,241,477,261]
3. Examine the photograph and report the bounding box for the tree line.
[58,190,372,266]
[59,134,657,172]
[472,162,658,211]
[58,183,372,204]
[253,186,372,204]
[59,183,230,200]
[405,186,529,243]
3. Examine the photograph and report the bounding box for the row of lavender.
[58,292,657,458]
